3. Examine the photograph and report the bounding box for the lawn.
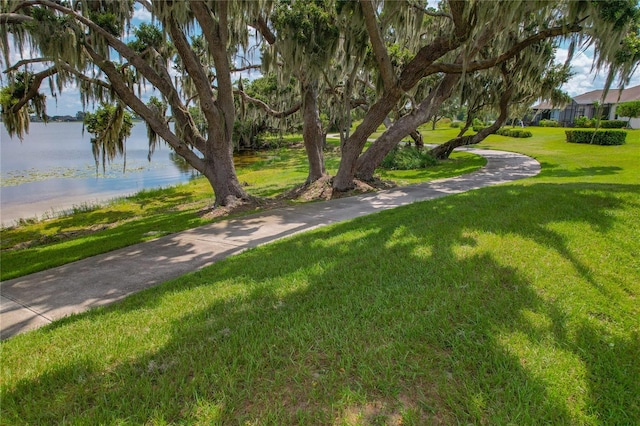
[1,127,638,424]
[0,139,484,280]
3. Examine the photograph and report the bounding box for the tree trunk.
[355,74,460,181]
[302,81,326,183]
[204,129,251,206]
[384,117,423,148]
[410,129,424,149]
[429,80,514,160]
[334,90,402,190]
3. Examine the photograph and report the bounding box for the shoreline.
[0,189,137,227]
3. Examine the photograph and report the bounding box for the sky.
[8,3,639,117]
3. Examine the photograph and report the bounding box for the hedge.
[496,128,533,138]
[539,119,559,127]
[565,130,627,145]
[599,120,627,128]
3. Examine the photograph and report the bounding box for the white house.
[532,84,640,128]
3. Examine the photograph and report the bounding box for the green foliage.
[616,100,640,118]
[84,104,134,172]
[450,121,462,128]
[0,72,47,139]
[574,116,594,128]
[145,96,167,158]
[233,119,264,150]
[599,120,628,128]
[380,145,437,170]
[496,128,533,138]
[271,0,340,76]
[472,117,485,127]
[127,24,164,53]
[89,12,122,36]
[565,129,627,145]
[539,119,559,127]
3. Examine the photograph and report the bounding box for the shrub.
[380,146,438,170]
[472,117,485,127]
[574,116,594,128]
[539,119,559,127]
[565,130,627,145]
[472,125,486,132]
[496,128,533,138]
[599,120,627,128]
[449,121,461,128]
[616,100,640,119]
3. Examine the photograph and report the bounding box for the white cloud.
[555,47,640,96]
[132,3,152,24]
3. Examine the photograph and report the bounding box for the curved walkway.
[0,148,540,339]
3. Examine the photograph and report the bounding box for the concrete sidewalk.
[0,148,540,339]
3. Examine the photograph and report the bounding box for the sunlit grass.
[0,138,484,280]
[1,126,638,423]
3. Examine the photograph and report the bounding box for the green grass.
[1,127,638,424]
[0,141,484,280]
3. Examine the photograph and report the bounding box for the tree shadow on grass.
[538,163,623,179]
[2,183,638,424]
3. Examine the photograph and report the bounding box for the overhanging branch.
[234,90,301,118]
[424,22,584,75]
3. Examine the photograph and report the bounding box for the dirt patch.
[4,224,115,251]
[199,175,397,220]
[197,196,289,220]
[283,175,397,201]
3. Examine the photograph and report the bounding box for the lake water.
[1,122,200,225]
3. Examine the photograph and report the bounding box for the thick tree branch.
[360,0,396,92]
[250,15,276,45]
[0,13,34,24]
[5,58,51,72]
[192,0,235,141]
[234,90,302,118]
[424,22,584,76]
[167,16,220,130]
[399,35,460,90]
[231,64,262,73]
[7,67,56,113]
[410,3,452,20]
[448,0,470,40]
[83,43,206,172]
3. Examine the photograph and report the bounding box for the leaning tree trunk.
[410,129,424,149]
[429,81,514,160]
[355,74,460,181]
[302,81,326,184]
[383,117,424,149]
[334,91,402,190]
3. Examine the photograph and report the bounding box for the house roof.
[532,101,558,110]
[532,84,640,110]
[572,84,640,105]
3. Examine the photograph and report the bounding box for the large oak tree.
[2,0,638,202]
[1,0,274,206]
